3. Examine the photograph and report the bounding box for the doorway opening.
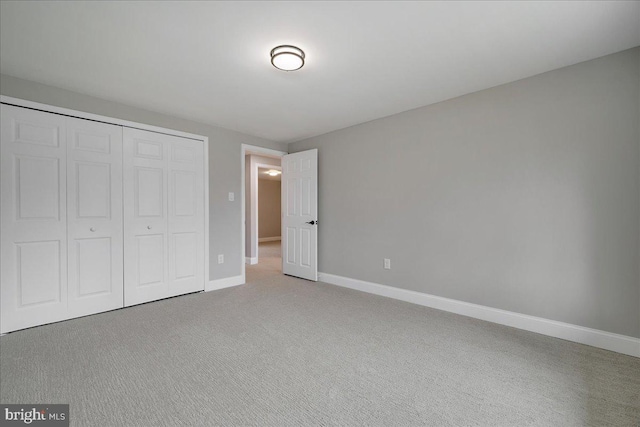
[251,164,282,280]
[241,145,286,284]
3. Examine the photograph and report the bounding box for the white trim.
[0,96,205,141]
[203,137,210,287]
[259,237,281,242]
[244,145,288,158]
[240,144,287,285]
[245,257,258,265]
[206,275,244,292]
[318,272,640,358]
[1,96,211,296]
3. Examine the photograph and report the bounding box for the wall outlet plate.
[384,258,391,270]
[218,254,224,264]
[228,192,235,201]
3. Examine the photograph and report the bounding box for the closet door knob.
[147,225,152,230]
[90,227,96,232]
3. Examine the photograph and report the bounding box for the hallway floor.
[247,241,282,282]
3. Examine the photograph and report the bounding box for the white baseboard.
[259,237,281,242]
[206,275,244,292]
[245,257,257,265]
[318,272,640,358]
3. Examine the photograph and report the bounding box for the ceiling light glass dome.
[271,45,305,71]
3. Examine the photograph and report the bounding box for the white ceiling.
[1,1,639,143]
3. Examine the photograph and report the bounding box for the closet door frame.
[0,96,209,332]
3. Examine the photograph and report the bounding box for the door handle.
[305,220,317,225]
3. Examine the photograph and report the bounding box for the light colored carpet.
[258,240,281,260]
[1,242,639,426]
[252,240,283,281]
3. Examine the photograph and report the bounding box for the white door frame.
[241,144,287,284]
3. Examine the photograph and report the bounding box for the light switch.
[228,192,235,201]
[384,258,391,270]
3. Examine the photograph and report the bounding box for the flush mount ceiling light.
[265,169,281,176]
[270,45,305,71]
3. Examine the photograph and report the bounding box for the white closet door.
[123,128,170,306]
[66,117,124,317]
[123,128,204,306]
[0,105,68,333]
[168,137,204,297]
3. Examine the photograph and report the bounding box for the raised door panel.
[16,240,62,306]
[1,105,68,333]
[66,117,123,318]
[73,129,111,153]
[16,155,61,220]
[137,234,166,286]
[285,226,297,265]
[300,178,312,216]
[172,144,195,163]
[134,139,163,160]
[76,238,112,296]
[76,162,111,218]
[173,232,197,279]
[136,167,164,217]
[299,228,311,268]
[286,178,298,216]
[12,118,60,147]
[172,171,196,217]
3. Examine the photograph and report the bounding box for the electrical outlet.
[384,258,391,270]
[228,192,235,201]
[218,254,224,264]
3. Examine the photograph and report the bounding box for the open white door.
[282,149,318,281]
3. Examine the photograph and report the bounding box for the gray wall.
[258,179,281,239]
[0,73,287,281]
[289,47,640,338]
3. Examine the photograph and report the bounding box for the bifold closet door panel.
[123,128,170,306]
[66,117,124,318]
[0,105,69,333]
[167,136,205,297]
[123,128,205,307]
